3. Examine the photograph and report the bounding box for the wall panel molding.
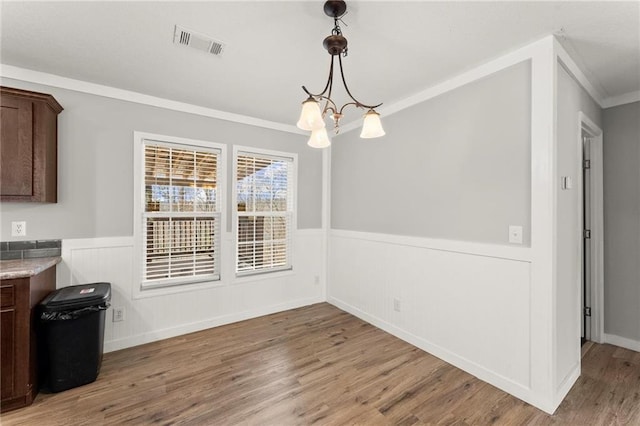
[328,231,539,409]
[331,229,532,262]
[58,230,325,353]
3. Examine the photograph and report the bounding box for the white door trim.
[578,112,604,343]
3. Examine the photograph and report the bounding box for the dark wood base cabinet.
[0,266,56,412]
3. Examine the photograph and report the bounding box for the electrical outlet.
[393,298,401,312]
[314,275,320,285]
[11,221,26,237]
[509,225,523,244]
[113,307,125,322]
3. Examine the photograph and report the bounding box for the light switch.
[561,176,573,190]
[509,225,523,244]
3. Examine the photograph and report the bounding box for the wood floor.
[2,303,639,425]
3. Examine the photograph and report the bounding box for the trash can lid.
[40,282,111,312]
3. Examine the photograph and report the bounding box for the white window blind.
[142,141,221,287]
[235,151,294,275]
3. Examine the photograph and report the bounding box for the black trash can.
[39,282,111,393]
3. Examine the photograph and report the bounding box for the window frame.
[232,145,297,278]
[133,132,226,295]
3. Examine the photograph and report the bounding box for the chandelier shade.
[296,97,326,131]
[360,110,386,139]
[307,127,332,148]
[297,0,385,148]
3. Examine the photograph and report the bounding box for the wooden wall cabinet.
[0,266,56,412]
[0,87,63,203]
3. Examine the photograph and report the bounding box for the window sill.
[233,268,295,285]
[133,278,225,299]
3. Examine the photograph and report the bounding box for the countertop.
[0,257,61,280]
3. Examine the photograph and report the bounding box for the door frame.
[578,112,604,343]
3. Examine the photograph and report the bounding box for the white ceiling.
[1,1,638,127]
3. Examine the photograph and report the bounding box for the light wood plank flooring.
[2,303,639,425]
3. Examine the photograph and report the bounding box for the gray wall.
[0,78,323,240]
[603,101,640,341]
[331,61,531,245]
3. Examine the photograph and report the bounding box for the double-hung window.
[234,147,296,276]
[135,133,224,289]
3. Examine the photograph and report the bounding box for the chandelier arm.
[302,55,336,99]
[324,54,335,97]
[301,86,314,97]
[314,94,338,114]
[337,101,359,115]
[324,106,337,116]
[327,60,334,101]
[337,54,382,110]
[322,63,335,115]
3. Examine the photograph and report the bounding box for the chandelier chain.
[331,18,348,57]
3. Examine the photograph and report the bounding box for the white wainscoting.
[57,229,325,353]
[328,230,536,406]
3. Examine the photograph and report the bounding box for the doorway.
[579,112,604,344]
[582,132,591,343]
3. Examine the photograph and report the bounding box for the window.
[135,133,224,289]
[234,147,296,276]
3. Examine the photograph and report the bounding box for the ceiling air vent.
[173,25,225,57]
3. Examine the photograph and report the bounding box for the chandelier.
[296,0,385,148]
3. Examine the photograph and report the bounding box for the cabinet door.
[0,96,34,196]
[0,308,17,398]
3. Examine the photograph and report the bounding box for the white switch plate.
[11,221,26,237]
[561,176,573,190]
[509,225,523,244]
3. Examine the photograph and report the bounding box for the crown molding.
[338,36,555,136]
[602,90,640,109]
[556,40,639,110]
[0,64,306,135]
[553,39,606,107]
[4,35,632,139]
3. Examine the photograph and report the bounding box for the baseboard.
[326,296,560,414]
[553,363,580,411]
[104,295,325,353]
[603,333,640,352]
